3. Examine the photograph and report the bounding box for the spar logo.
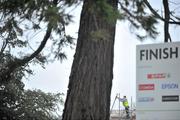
[161,83,179,90]
[147,73,170,79]
[138,97,154,102]
[138,84,155,91]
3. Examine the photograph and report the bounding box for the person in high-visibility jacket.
[119,96,130,118]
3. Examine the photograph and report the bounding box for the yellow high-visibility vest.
[123,100,129,107]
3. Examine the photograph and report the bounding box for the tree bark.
[62,0,118,120]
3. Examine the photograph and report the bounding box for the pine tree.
[62,0,160,119]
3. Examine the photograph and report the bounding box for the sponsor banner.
[139,84,155,90]
[162,95,179,102]
[138,97,154,102]
[147,73,170,79]
[161,83,179,90]
[137,42,180,120]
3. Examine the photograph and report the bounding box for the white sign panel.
[136,42,180,120]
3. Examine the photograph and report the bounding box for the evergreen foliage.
[82,0,159,41]
[0,65,64,119]
[0,0,72,119]
[118,0,159,40]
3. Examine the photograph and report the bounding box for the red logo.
[147,73,167,79]
[139,84,155,90]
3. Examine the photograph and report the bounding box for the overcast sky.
[24,0,180,110]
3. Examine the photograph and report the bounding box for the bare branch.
[170,13,180,21]
[144,0,180,25]
[143,0,164,20]
[0,38,8,60]
[0,41,7,55]
[169,1,180,5]
[163,0,170,42]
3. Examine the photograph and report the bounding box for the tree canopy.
[0,63,64,119]
[0,0,74,82]
[0,0,72,119]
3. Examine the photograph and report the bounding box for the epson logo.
[140,47,178,61]
[162,83,178,89]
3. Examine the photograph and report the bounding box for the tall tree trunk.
[62,0,118,120]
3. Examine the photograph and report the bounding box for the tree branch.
[0,39,8,59]
[20,25,52,65]
[163,0,170,42]
[143,0,164,20]
[0,24,52,81]
[144,0,180,25]
[118,2,135,18]
[0,0,59,81]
